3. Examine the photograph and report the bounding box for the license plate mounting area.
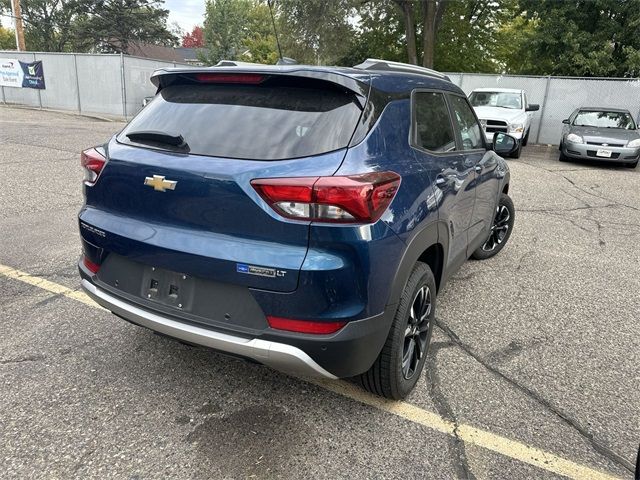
[141,266,195,310]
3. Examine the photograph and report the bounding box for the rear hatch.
[80,71,367,293]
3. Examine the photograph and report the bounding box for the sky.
[164,0,205,34]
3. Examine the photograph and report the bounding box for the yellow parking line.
[0,263,624,480]
[0,263,101,308]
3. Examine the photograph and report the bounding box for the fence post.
[535,75,552,144]
[1,86,5,104]
[120,53,127,120]
[73,54,82,114]
[459,73,465,90]
[34,52,42,109]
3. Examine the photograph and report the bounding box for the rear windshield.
[572,110,636,130]
[118,82,363,160]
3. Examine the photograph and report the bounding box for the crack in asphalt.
[426,341,477,480]
[513,157,639,212]
[0,354,45,365]
[434,320,636,475]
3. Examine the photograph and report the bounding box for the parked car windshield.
[469,91,522,110]
[118,82,363,160]
[572,110,636,130]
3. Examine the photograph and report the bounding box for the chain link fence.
[2,50,640,145]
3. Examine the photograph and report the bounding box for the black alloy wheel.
[402,285,432,380]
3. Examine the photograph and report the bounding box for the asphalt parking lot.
[1,106,638,479]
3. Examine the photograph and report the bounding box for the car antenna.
[267,0,284,62]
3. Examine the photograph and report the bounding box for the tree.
[0,0,92,52]
[201,0,252,63]
[337,1,407,66]
[75,0,178,53]
[503,0,640,77]
[434,0,507,73]
[390,0,447,67]
[0,26,15,50]
[182,25,203,48]
[200,0,278,65]
[276,0,355,65]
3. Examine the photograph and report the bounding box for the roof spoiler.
[354,58,450,82]
[149,66,370,108]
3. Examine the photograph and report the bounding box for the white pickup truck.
[468,88,539,158]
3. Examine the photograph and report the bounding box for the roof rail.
[353,58,449,81]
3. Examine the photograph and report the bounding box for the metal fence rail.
[2,50,640,145]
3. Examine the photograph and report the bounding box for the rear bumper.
[82,279,337,379]
[80,267,396,379]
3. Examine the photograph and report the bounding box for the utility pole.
[10,0,26,51]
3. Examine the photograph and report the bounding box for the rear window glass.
[118,82,363,160]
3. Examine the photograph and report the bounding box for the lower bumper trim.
[81,279,337,379]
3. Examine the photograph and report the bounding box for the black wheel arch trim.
[387,220,449,307]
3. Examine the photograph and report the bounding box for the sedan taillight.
[80,147,106,186]
[251,172,401,224]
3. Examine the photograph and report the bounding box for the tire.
[559,144,568,162]
[472,193,515,260]
[509,140,522,158]
[522,129,529,146]
[356,262,436,400]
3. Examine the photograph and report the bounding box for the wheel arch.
[387,221,449,307]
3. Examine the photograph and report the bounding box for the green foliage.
[275,0,356,65]
[337,1,407,66]
[238,1,278,64]
[200,0,252,64]
[0,0,176,53]
[199,0,280,65]
[0,26,15,50]
[75,0,178,53]
[502,0,640,77]
[434,1,504,73]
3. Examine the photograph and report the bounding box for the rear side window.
[447,94,484,150]
[118,82,363,160]
[413,92,456,153]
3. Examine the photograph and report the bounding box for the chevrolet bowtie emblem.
[144,175,177,192]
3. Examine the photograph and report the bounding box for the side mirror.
[562,119,570,124]
[526,104,540,112]
[492,132,518,156]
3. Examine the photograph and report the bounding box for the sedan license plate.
[596,149,612,158]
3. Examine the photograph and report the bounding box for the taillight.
[81,147,106,186]
[194,73,265,84]
[267,316,346,335]
[251,172,401,224]
[82,255,100,274]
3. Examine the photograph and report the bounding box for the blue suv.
[78,59,517,399]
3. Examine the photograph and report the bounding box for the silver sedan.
[559,107,640,168]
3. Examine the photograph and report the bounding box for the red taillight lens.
[267,316,346,335]
[82,256,100,274]
[251,171,401,224]
[194,73,265,84]
[80,148,106,186]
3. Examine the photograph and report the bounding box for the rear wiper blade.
[126,130,189,150]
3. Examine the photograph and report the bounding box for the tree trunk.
[393,0,418,65]
[422,0,436,68]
